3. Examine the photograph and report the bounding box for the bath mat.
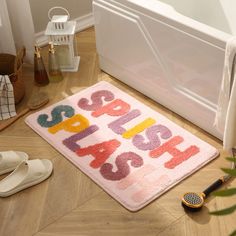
[25,81,219,211]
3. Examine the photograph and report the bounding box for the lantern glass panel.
[54,44,72,68]
[73,36,78,57]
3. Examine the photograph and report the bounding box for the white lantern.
[45,7,80,72]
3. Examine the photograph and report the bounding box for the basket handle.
[14,47,26,72]
[48,6,70,21]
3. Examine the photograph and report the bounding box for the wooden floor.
[0,27,235,236]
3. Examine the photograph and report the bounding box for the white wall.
[0,1,93,60]
[29,0,93,33]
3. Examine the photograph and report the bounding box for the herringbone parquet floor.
[0,27,235,236]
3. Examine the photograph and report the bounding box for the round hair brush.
[181,175,231,212]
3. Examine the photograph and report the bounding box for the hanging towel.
[0,75,16,120]
[224,66,236,152]
[214,37,236,152]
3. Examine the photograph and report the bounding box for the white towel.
[214,37,236,153]
[224,69,236,152]
[0,75,16,120]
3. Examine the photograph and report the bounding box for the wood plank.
[35,192,176,236]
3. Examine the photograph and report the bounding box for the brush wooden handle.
[0,108,30,131]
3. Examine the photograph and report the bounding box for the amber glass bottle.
[34,45,49,86]
[48,42,63,82]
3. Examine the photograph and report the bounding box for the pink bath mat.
[25,81,219,211]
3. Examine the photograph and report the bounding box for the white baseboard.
[35,13,94,46]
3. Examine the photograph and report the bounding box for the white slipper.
[0,159,53,197]
[0,151,29,175]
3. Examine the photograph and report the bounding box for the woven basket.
[0,47,26,104]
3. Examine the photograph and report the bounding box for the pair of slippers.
[0,151,53,197]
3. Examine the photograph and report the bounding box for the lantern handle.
[48,6,70,21]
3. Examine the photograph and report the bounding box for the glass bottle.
[48,42,63,82]
[34,45,49,86]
